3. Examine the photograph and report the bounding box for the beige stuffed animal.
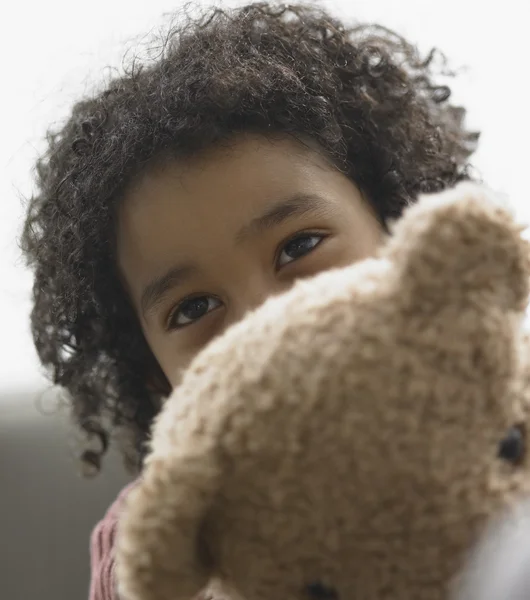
[115,182,530,600]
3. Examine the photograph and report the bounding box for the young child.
[20,2,479,599]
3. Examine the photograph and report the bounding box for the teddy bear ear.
[115,456,220,600]
[384,182,530,313]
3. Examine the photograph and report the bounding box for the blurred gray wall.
[0,389,133,600]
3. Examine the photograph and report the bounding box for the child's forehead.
[121,134,334,215]
[131,133,327,182]
[115,133,367,287]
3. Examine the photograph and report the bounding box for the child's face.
[117,134,383,388]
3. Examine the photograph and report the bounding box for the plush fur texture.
[115,182,530,600]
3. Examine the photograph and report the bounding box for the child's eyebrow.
[141,262,200,319]
[234,192,334,244]
[140,192,334,319]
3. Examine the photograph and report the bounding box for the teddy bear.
[115,181,530,600]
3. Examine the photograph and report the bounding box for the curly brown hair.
[20,1,479,476]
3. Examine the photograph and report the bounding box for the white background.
[1,0,528,395]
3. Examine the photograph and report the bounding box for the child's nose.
[230,277,293,326]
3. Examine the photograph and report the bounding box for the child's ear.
[385,182,530,313]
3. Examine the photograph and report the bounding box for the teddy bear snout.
[305,581,340,600]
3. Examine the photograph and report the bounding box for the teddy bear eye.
[305,581,339,600]
[498,424,526,465]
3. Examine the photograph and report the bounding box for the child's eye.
[166,233,326,331]
[167,295,222,330]
[276,232,325,268]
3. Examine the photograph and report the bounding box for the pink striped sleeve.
[89,481,139,600]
